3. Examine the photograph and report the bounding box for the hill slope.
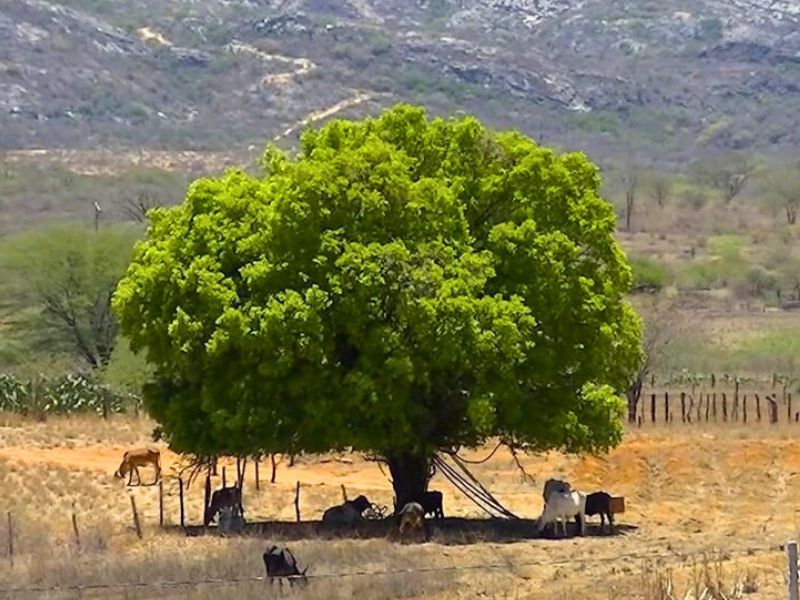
[1,0,799,160]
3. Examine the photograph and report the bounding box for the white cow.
[537,490,586,538]
[542,478,571,503]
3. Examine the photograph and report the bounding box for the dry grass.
[0,415,796,599]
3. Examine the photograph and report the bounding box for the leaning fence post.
[294,481,301,523]
[650,393,656,424]
[71,505,81,551]
[130,494,143,539]
[722,393,728,422]
[788,540,798,600]
[341,484,348,503]
[179,477,186,529]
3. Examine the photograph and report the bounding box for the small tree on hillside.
[692,153,755,204]
[757,163,800,225]
[620,167,638,231]
[649,172,672,209]
[113,105,643,504]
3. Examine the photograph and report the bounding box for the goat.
[542,478,571,503]
[582,491,615,534]
[263,545,308,590]
[205,485,244,526]
[114,447,160,486]
[397,502,428,542]
[537,490,586,538]
[321,495,371,525]
[218,505,245,534]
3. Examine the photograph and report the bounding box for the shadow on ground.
[180,518,638,545]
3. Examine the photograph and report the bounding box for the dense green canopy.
[113,105,642,496]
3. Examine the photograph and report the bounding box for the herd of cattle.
[114,448,621,540]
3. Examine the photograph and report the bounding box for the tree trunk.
[386,452,432,512]
[627,376,643,423]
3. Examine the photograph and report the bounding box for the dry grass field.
[0,414,797,599]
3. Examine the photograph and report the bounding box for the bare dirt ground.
[0,414,794,598]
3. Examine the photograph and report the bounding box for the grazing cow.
[398,502,428,542]
[114,448,160,486]
[537,490,586,538]
[263,545,308,589]
[542,478,571,503]
[581,491,615,534]
[205,485,244,526]
[321,495,371,525]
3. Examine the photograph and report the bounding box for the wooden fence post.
[680,392,686,423]
[697,394,703,422]
[159,480,164,528]
[756,394,762,422]
[712,393,717,421]
[789,393,793,424]
[734,379,740,421]
[203,474,211,527]
[179,477,186,529]
[341,484,348,502]
[743,395,748,423]
[651,393,656,424]
[722,393,728,422]
[271,454,279,484]
[770,394,779,424]
[130,495,143,539]
[294,481,301,523]
[664,392,670,423]
[222,466,227,489]
[255,459,260,491]
[705,393,711,422]
[71,505,81,551]
[7,511,13,567]
[788,540,798,600]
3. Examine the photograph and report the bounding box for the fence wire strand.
[0,540,784,596]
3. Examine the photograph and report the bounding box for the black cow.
[205,486,244,526]
[263,545,308,589]
[416,490,444,519]
[579,491,615,534]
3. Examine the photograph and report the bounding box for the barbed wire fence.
[0,538,790,597]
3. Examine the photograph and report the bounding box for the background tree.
[1,225,139,369]
[626,298,687,422]
[113,105,643,504]
[691,152,755,204]
[619,166,638,231]
[756,162,800,225]
[648,171,672,209]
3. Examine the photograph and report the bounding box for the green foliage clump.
[629,254,671,292]
[0,373,132,416]
[114,104,643,498]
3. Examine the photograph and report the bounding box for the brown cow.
[114,447,161,486]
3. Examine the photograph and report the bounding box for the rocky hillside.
[1,0,799,160]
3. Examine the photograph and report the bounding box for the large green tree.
[113,105,642,504]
